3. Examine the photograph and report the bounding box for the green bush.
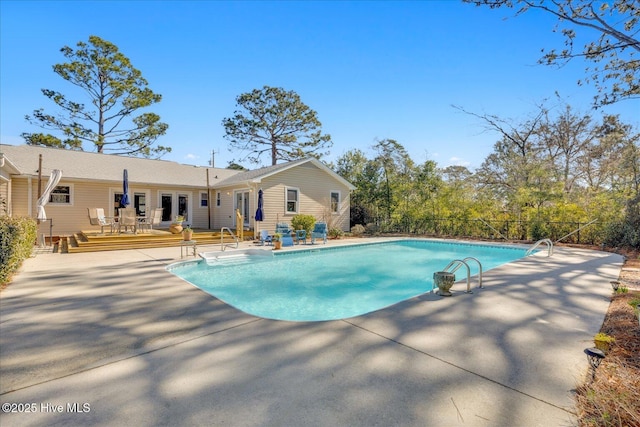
[529,220,548,241]
[1,216,37,286]
[290,214,316,236]
[604,220,640,249]
[328,228,344,239]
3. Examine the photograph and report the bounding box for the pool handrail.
[526,239,553,257]
[440,258,480,294]
[462,256,483,288]
[220,227,239,251]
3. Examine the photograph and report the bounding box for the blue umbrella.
[120,169,130,208]
[255,189,264,221]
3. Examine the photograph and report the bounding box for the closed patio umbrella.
[255,189,264,222]
[120,169,130,208]
[37,169,62,220]
[255,188,265,240]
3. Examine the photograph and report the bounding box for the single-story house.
[0,144,355,238]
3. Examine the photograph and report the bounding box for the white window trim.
[110,188,151,215]
[156,190,193,223]
[285,186,300,214]
[330,190,341,214]
[48,183,74,206]
[200,191,209,208]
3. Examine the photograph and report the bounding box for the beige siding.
[256,162,351,235]
[0,180,9,216]
[8,177,217,236]
[10,179,30,217]
[4,157,352,238]
[212,189,249,231]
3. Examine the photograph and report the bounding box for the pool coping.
[0,237,623,426]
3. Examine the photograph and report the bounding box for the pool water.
[168,240,529,321]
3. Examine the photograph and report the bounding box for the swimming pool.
[168,239,530,321]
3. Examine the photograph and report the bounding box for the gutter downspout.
[206,169,211,230]
[27,176,33,218]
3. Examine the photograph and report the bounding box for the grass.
[575,252,640,426]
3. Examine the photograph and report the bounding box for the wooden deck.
[61,228,253,253]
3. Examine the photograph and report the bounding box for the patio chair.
[311,222,327,244]
[295,230,307,245]
[275,222,291,234]
[139,207,163,233]
[259,229,272,246]
[275,222,294,247]
[118,207,138,234]
[88,208,115,234]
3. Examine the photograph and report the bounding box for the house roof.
[0,144,240,188]
[0,144,355,190]
[216,157,356,190]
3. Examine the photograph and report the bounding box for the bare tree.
[465,0,640,106]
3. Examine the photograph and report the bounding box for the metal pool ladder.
[439,257,483,293]
[220,227,239,251]
[526,239,553,257]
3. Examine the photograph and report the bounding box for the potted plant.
[273,233,282,250]
[593,332,615,353]
[169,215,185,234]
[433,271,455,296]
[182,225,193,241]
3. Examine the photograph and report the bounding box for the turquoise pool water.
[168,240,529,321]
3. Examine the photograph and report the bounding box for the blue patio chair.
[311,222,327,244]
[275,222,291,234]
[275,222,295,246]
[259,229,272,246]
[295,230,307,245]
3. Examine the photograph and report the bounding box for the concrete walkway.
[0,239,623,426]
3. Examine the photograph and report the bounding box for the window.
[286,187,299,213]
[216,191,221,207]
[49,185,71,204]
[200,191,208,207]
[330,191,340,214]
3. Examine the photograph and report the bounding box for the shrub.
[530,220,548,241]
[365,223,379,234]
[350,224,365,236]
[328,228,343,239]
[290,214,316,236]
[1,216,37,286]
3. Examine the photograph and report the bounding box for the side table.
[180,240,197,258]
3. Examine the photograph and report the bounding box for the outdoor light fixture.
[584,347,605,380]
[610,281,620,291]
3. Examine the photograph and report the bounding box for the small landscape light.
[584,347,605,380]
[610,281,620,291]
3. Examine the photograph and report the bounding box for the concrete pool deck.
[0,238,623,426]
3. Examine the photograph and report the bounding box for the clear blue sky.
[1,0,637,170]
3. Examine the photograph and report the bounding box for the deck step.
[64,230,250,253]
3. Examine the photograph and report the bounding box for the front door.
[235,191,250,228]
[160,191,192,224]
[161,194,172,222]
[178,193,189,221]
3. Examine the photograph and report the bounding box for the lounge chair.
[88,207,115,234]
[259,229,272,246]
[311,222,327,244]
[118,207,138,234]
[139,207,163,233]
